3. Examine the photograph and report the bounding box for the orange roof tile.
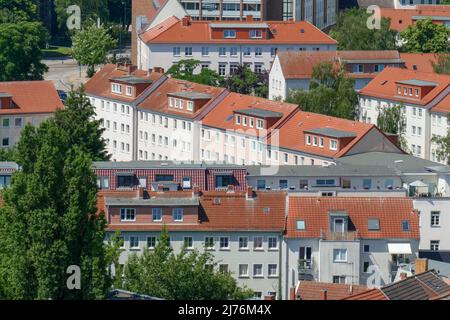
[140,17,337,45]
[296,281,369,300]
[84,64,164,103]
[432,94,450,114]
[286,197,419,239]
[0,81,63,115]
[359,67,450,106]
[381,5,450,31]
[400,53,439,73]
[343,288,388,300]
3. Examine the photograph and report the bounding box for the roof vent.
[300,29,305,33]
[263,207,270,214]
[213,197,221,205]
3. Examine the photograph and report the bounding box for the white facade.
[179,0,264,20]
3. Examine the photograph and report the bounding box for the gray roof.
[110,76,153,85]
[0,162,19,170]
[0,92,13,98]
[168,92,212,100]
[105,197,199,206]
[245,163,397,177]
[234,108,283,119]
[337,152,450,175]
[396,79,437,87]
[93,161,244,170]
[305,128,357,138]
[209,23,269,29]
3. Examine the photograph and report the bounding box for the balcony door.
[333,218,345,233]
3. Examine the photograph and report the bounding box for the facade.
[269,50,406,100]
[358,0,441,9]
[282,0,339,30]
[0,81,63,149]
[358,67,450,162]
[99,187,287,299]
[136,16,337,76]
[283,196,420,299]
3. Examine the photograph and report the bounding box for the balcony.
[320,230,360,241]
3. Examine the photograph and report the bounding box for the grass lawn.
[42,45,72,58]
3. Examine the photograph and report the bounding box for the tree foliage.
[401,18,450,53]
[166,59,225,87]
[117,228,254,300]
[0,88,112,299]
[0,0,39,21]
[432,53,450,75]
[0,21,49,81]
[330,8,397,51]
[287,62,358,120]
[376,104,409,152]
[71,24,117,77]
[224,65,269,98]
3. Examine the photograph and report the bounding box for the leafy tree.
[330,8,397,50]
[0,0,39,21]
[287,62,358,120]
[225,65,269,98]
[71,24,117,77]
[118,228,254,300]
[0,89,112,299]
[376,104,409,152]
[432,53,450,75]
[401,18,450,53]
[0,21,49,81]
[166,59,224,87]
[432,115,450,165]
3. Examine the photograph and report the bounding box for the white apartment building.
[358,67,450,162]
[136,15,337,76]
[282,0,338,30]
[179,0,267,20]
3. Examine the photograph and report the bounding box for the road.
[43,58,88,92]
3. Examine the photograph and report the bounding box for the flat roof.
[167,92,212,100]
[110,76,153,85]
[234,108,283,119]
[305,128,357,138]
[105,197,199,206]
[93,161,244,170]
[396,79,438,87]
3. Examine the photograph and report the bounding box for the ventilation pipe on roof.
[320,289,328,300]
[182,16,191,27]
[192,185,200,198]
[246,186,254,200]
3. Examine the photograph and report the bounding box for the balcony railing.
[320,230,360,241]
[298,259,313,271]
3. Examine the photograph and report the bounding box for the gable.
[342,127,404,157]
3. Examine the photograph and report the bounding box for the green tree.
[432,53,450,75]
[118,229,253,300]
[71,24,117,77]
[224,65,269,98]
[287,62,358,120]
[0,21,49,81]
[376,104,409,152]
[401,18,450,53]
[0,88,112,298]
[166,59,224,87]
[330,8,397,50]
[432,114,450,165]
[0,0,39,21]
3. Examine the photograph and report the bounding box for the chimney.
[246,186,254,199]
[246,15,254,22]
[147,68,152,76]
[127,64,137,75]
[289,287,296,300]
[263,295,275,300]
[137,187,144,199]
[415,258,429,274]
[153,67,165,74]
[192,185,200,197]
[320,289,328,301]
[182,15,191,27]
[226,184,235,193]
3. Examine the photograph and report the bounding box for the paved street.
[43,58,88,92]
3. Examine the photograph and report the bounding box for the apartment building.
[136,15,337,75]
[0,81,63,150]
[283,196,420,299]
[358,67,450,162]
[358,0,441,9]
[269,50,406,100]
[282,0,339,30]
[99,187,287,299]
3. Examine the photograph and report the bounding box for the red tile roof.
[359,67,450,106]
[277,50,403,79]
[381,5,450,31]
[137,77,227,120]
[343,288,388,300]
[0,81,63,115]
[296,281,369,300]
[400,53,439,73]
[432,94,450,114]
[84,64,164,103]
[201,92,298,137]
[140,17,337,45]
[286,197,419,239]
[103,190,287,232]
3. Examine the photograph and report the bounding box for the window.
[0,175,12,188]
[230,47,238,56]
[333,276,346,284]
[152,208,162,222]
[363,179,372,190]
[173,47,181,56]
[330,139,338,150]
[201,47,209,56]
[368,218,380,231]
[130,236,139,249]
[173,208,183,222]
[279,180,288,189]
[126,86,132,96]
[249,30,262,38]
[184,237,193,249]
[352,64,363,73]
[239,264,249,277]
[155,174,174,182]
[255,48,262,57]
[333,249,347,262]
[257,180,266,190]
[219,47,226,56]
[363,261,370,273]
[253,264,263,277]
[268,264,278,277]
[430,240,440,251]
[219,264,229,274]
[364,245,370,253]
[256,119,264,129]
[253,237,263,250]
[299,247,312,269]
[219,237,229,250]
[14,117,23,127]
[223,30,236,38]
[185,47,192,56]
[218,63,226,76]
[120,208,136,221]
[268,237,278,250]
[2,118,10,128]
[205,237,215,250]
[254,63,263,74]
[313,136,318,146]
[187,101,194,111]
[97,176,109,189]
[342,179,351,189]
[319,137,324,148]
[147,236,156,249]
[316,179,335,186]
[306,135,311,145]
[402,220,410,231]
[431,211,440,226]
[270,47,277,56]
[243,47,251,57]
[296,220,306,230]
[239,237,248,250]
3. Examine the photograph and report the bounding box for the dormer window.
[243,117,247,126]
[256,119,263,129]
[404,88,407,95]
[319,137,324,148]
[111,83,122,94]
[187,101,193,111]
[397,86,401,94]
[313,136,318,146]
[126,86,132,96]
[236,115,241,125]
[415,89,419,97]
[249,117,254,127]
[306,135,311,145]
[408,88,412,96]
[330,139,337,150]
[224,29,236,38]
[249,30,262,38]
[169,97,174,107]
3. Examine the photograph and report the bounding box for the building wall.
[430,111,449,163]
[109,230,283,298]
[0,113,53,149]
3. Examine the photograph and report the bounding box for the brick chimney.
[182,15,191,27]
[246,186,254,199]
[263,295,275,300]
[147,68,152,76]
[320,289,328,301]
[415,258,429,274]
[192,185,200,197]
[289,287,296,300]
[153,67,165,74]
[137,187,144,199]
[127,64,137,75]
